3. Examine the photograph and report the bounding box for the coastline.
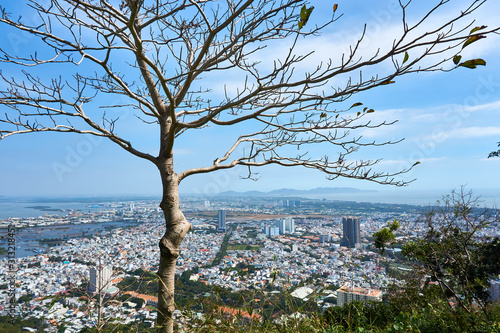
[0,219,141,259]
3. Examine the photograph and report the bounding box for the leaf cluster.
[453,25,489,69]
[488,142,500,158]
[373,218,400,254]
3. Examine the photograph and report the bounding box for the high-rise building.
[275,219,285,234]
[282,200,300,207]
[218,209,226,232]
[264,226,279,237]
[89,265,113,294]
[275,218,295,234]
[340,216,360,248]
[284,217,295,233]
[336,284,382,306]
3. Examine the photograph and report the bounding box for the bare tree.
[0,0,498,331]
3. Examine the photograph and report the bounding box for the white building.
[264,226,279,237]
[284,217,295,233]
[275,219,285,234]
[336,284,382,306]
[88,265,113,294]
[291,286,314,300]
[276,217,295,234]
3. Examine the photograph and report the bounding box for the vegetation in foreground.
[2,297,499,333]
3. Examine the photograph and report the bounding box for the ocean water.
[0,200,104,220]
[0,197,142,258]
[296,189,500,208]
[0,220,138,258]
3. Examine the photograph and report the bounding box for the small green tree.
[373,218,400,254]
[397,188,500,324]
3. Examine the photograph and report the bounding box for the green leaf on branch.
[470,25,487,34]
[389,218,400,232]
[403,52,409,64]
[373,227,396,254]
[373,219,399,254]
[459,58,486,69]
[298,5,314,30]
[453,55,462,65]
[462,35,486,49]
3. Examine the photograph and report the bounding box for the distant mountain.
[215,187,377,197]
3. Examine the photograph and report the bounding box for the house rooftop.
[337,285,382,297]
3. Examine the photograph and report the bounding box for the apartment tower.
[340,216,360,248]
[218,209,226,232]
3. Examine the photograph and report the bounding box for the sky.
[1,0,500,206]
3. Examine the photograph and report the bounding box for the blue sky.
[1,0,500,205]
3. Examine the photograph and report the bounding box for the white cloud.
[173,148,192,155]
[463,99,500,113]
[359,98,500,141]
[436,126,500,140]
[378,157,446,166]
[480,157,500,162]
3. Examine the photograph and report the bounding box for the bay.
[0,220,139,258]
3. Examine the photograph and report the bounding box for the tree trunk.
[156,159,192,333]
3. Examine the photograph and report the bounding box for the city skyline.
[1,1,500,204]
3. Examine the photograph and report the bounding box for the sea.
[0,198,142,258]
[1,221,139,258]
[0,200,103,220]
[290,188,500,207]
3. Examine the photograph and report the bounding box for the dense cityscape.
[1,195,499,332]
